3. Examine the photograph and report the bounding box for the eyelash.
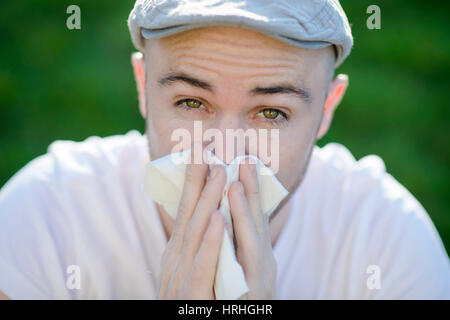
[174,99,206,111]
[173,98,289,124]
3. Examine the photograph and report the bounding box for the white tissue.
[143,149,288,300]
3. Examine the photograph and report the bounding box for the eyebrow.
[158,72,311,103]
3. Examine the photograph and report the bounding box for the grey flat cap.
[128,0,353,67]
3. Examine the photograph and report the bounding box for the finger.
[192,211,225,291]
[228,181,259,254]
[229,181,277,300]
[171,159,208,250]
[239,162,266,235]
[182,165,226,260]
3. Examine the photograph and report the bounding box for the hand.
[228,162,277,300]
[158,162,227,299]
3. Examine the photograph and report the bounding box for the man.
[0,0,449,299]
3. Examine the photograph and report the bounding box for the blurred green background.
[0,1,449,254]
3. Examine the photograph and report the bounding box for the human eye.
[173,98,206,111]
[257,108,289,123]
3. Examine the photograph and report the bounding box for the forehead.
[156,25,300,54]
[145,26,332,91]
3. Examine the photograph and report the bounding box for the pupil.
[264,109,278,119]
[187,99,200,108]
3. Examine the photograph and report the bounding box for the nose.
[202,114,252,164]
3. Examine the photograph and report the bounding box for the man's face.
[143,26,334,195]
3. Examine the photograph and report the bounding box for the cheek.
[274,114,319,189]
[146,101,192,158]
[275,138,308,190]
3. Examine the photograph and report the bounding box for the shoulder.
[1,130,147,194]
[301,143,450,298]
[0,129,148,227]
[304,142,411,222]
[43,129,148,180]
[0,130,149,298]
[307,142,427,217]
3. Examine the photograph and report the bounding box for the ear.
[131,52,147,119]
[316,74,349,139]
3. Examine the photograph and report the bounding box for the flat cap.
[128,0,353,67]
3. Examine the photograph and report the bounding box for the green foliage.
[0,1,449,253]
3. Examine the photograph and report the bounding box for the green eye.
[262,109,280,119]
[185,99,202,108]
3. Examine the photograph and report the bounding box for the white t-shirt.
[0,130,449,299]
